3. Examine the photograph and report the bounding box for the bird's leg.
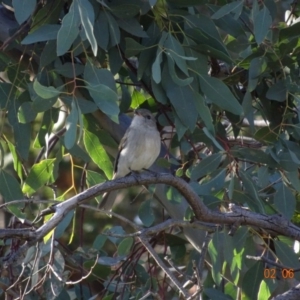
[128,169,141,183]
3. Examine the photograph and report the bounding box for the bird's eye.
[146,115,151,120]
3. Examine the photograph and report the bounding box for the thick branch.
[2,173,300,267]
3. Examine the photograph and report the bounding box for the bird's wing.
[114,134,128,175]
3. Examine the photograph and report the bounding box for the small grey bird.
[98,108,161,210]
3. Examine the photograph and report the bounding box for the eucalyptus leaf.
[199,75,243,116]
[22,159,56,195]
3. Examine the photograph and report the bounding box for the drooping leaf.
[279,21,300,41]
[105,11,120,47]
[77,0,97,56]
[33,79,61,99]
[274,240,299,268]
[118,19,148,38]
[57,2,80,56]
[191,153,223,180]
[274,183,295,220]
[253,5,272,45]
[0,83,13,109]
[211,0,243,20]
[94,11,109,50]
[84,63,119,119]
[22,24,61,44]
[18,102,37,123]
[83,121,113,179]
[64,101,79,150]
[194,93,215,135]
[239,171,265,213]
[13,0,36,24]
[208,230,224,285]
[266,80,286,102]
[22,159,56,195]
[199,75,243,116]
[117,237,134,256]
[166,85,198,131]
[0,169,23,201]
[125,38,146,57]
[242,262,264,300]
[138,200,155,227]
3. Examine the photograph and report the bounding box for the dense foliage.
[1,0,300,299]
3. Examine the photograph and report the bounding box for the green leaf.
[203,127,224,151]
[164,33,189,76]
[84,261,111,280]
[108,46,123,75]
[166,186,183,204]
[199,75,243,116]
[151,78,168,104]
[22,159,55,195]
[65,101,79,150]
[83,130,113,179]
[131,90,147,108]
[138,200,155,227]
[166,85,198,131]
[152,52,163,84]
[86,170,105,202]
[77,0,97,56]
[5,138,23,180]
[285,171,300,192]
[279,21,300,41]
[12,0,36,24]
[248,57,266,92]
[33,79,61,99]
[211,0,243,20]
[84,62,117,91]
[194,93,215,135]
[85,84,119,119]
[125,38,146,57]
[274,183,295,220]
[57,2,80,56]
[54,60,85,78]
[0,169,23,201]
[18,102,37,123]
[208,231,224,285]
[93,234,107,250]
[60,95,97,114]
[118,237,134,256]
[192,168,226,196]
[167,0,209,7]
[253,6,272,45]
[54,210,74,239]
[242,262,264,300]
[254,127,278,143]
[0,83,13,109]
[274,240,299,268]
[21,24,61,44]
[266,80,286,102]
[68,144,91,163]
[204,288,232,300]
[106,226,125,245]
[166,55,193,86]
[258,280,271,300]
[239,171,265,213]
[110,3,139,19]
[12,122,31,161]
[106,12,120,47]
[94,11,109,50]
[31,0,63,30]
[118,19,148,38]
[191,153,223,180]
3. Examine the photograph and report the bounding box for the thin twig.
[139,237,189,298]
